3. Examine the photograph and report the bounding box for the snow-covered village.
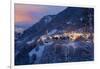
[15,4,94,65]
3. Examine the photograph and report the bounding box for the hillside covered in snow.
[15,7,94,65]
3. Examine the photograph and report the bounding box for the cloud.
[15,4,46,23]
[15,27,24,33]
[15,4,66,28]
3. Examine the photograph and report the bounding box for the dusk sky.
[15,4,66,32]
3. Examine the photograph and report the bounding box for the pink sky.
[15,4,66,30]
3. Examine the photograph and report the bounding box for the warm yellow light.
[64,31,91,41]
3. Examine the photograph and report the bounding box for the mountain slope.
[15,7,94,65]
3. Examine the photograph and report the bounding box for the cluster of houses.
[37,31,93,45]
